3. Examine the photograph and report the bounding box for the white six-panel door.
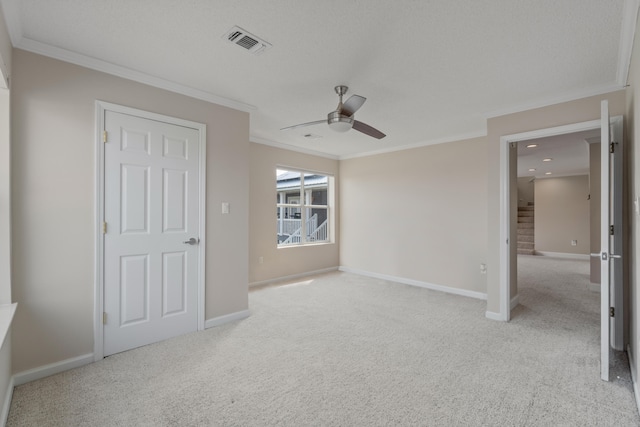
[103,110,201,356]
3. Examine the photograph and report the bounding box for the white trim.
[93,103,105,361]
[618,0,640,86]
[485,311,503,321]
[94,101,207,360]
[204,310,250,329]
[251,137,339,160]
[499,118,619,324]
[250,267,339,288]
[499,135,511,322]
[510,294,520,311]
[627,344,640,417]
[338,130,487,160]
[13,353,94,386]
[1,376,13,427]
[535,251,590,260]
[16,38,255,113]
[339,266,487,300]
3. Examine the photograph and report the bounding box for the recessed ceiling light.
[526,144,538,148]
[545,172,552,175]
[528,168,536,172]
[543,158,552,162]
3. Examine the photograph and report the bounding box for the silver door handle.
[601,252,622,260]
[183,237,199,245]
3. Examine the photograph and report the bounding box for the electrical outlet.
[571,240,577,246]
[221,202,230,214]
[480,263,487,274]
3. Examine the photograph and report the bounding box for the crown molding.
[338,129,487,160]
[15,37,256,113]
[618,0,640,86]
[250,136,339,160]
[483,83,623,120]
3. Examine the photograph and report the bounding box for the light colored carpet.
[7,255,640,426]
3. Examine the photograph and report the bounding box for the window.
[276,168,332,246]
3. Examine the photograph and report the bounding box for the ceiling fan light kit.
[281,85,386,139]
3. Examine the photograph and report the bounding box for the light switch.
[635,196,639,216]
[221,202,230,214]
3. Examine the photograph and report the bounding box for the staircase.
[517,204,535,255]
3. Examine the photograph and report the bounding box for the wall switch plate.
[635,196,639,216]
[221,202,230,214]
[480,263,487,274]
[571,240,577,246]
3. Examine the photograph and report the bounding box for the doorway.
[94,102,207,359]
[499,110,624,380]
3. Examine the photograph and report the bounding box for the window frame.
[276,167,334,248]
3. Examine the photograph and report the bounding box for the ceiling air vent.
[223,26,272,55]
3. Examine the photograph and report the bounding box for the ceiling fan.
[280,85,386,139]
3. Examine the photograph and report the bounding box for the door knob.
[183,237,199,245]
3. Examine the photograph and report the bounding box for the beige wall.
[517,177,535,207]
[626,7,640,397]
[340,137,488,294]
[249,143,339,284]
[534,175,590,255]
[11,50,250,373]
[485,90,626,313]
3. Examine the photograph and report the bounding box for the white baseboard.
[535,251,590,260]
[13,353,94,386]
[338,266,487,300]
[1,376,13,427]
[249,267,338,288]
[205,309,250,329]
[627,344,640,417]
[485,311,504,321]
[510,294,520,310]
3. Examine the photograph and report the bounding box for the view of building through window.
[276,169,330,246]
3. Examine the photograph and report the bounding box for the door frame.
[93,101,207,361]
[498,115,623,321]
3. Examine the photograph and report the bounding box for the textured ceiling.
[516,130,599,179]
[0,0,635,159]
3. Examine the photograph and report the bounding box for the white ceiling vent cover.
[223,26,272,55]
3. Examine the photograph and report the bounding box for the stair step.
[518,216,534,223]
[517,227,534,234]
[518,223,534,229]
[517,242,534,249]
[518,234,534,243]
[518,211,534,217]
[518,248,536,255]
[518,206,535,212]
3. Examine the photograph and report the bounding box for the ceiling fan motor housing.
[328,110,353,132]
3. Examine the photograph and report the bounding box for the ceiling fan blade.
[280,120,326,131]
[341,95,366,117]
[353,120,386,139]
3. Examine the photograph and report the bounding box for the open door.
[600,100,624,381]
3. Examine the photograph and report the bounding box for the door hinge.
[103,312,107,324]
[102,221,107,234]
[103,131,108,143]
[610,307,615,318]
[610,142,615,153]
[610,225,614,235]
